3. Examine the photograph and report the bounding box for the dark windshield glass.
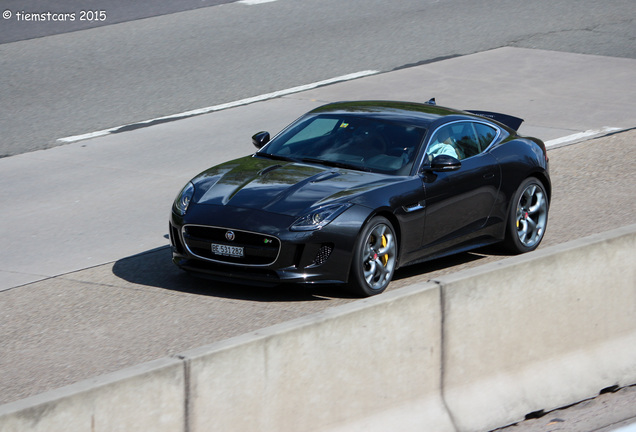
[258,115,426,175]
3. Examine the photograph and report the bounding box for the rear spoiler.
[466,110,524,132]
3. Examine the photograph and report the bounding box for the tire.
[348,216,398,297]
[504,177,549,254]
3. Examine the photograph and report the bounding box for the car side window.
[428,121,498,161]
[428,122,479,160]
[452,122,481,159]
[473,122,497,151]
[427,124,460,160]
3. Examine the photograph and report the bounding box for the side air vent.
[170,223,185,254]
[403,201,425,213]
[313,244,334,266]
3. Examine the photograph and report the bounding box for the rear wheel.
[504,177,549,253]
[348,216,397,297]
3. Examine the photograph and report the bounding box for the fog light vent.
[313,244,333,266]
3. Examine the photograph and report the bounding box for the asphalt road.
[0,0,232,43]
[1,0,635,157]
[494,384,636,432]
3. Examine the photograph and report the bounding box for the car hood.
[190,156,400,217]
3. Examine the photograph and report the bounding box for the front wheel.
[347,216,398,297]
[504,177,549,253]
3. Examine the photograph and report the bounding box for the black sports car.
[170,100,550,296]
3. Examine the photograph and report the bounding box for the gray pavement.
[1,49,635,432]
[494,385,636,432]
[1,0,634,157]
[1,47,635,291]
[0,0,231,43]
[1,128,634,424]
[1,2,635,429]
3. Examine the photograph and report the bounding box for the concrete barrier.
[182,283,454,432]
[440,224,636,431]
[1,224,634,432]
[0,358,185,432]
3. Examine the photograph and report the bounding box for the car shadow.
[112,244,492,301]
[392,250,487,281]
[111,245,359,302]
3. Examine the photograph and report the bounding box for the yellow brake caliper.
[381,235,389,266]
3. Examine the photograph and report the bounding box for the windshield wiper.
[255,152,298,162]
[300,157,371,172]
[257,153,371,172]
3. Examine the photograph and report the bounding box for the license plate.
[211,243,244,258]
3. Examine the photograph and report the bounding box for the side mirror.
[426,154,461,172]
[252,131,270,149]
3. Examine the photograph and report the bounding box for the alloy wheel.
[516,183,548,248]
[362,223,397,290]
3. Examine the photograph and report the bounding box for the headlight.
[173,182,195,215]
[291,203,351,231]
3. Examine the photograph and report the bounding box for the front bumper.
[169,204,370,286]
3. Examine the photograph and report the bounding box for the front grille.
[182,225,280,266]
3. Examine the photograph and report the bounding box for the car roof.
[308,100,477,128]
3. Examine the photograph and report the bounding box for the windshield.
[257,114,426,175]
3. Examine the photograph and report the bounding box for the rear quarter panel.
[488,137,551,232]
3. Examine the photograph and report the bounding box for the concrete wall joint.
[434,279,460,432]
[175,354,192,432]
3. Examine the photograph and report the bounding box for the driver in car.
[427,127,459,159]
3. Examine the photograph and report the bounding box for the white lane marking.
[238,0,278,4]
[57,70,379,144]
[545,127,621,148]
[58,129,112,143]
[612,423,636,432]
